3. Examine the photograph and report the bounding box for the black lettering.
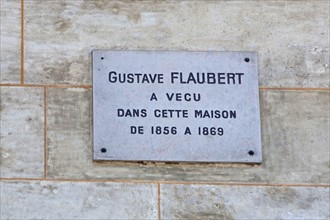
[117,109,124,117]
[227,73,235,84]
[150,93,158,101]
[207,73,216,84]
[196,72,205,84]
[154,109,161,117]
[109,71,117,83]
[135,73,142,83]
[203,110,210,118]
[195,110,236,119]
[222,110,228,118]
[187,72,197,84]
[141,74,150,83]
[127,73,134,83]
[131,126,144,134]
[195,110,203,118]
[125,109,132,117]
[158,74,164,83]
[141,109,147,117]
[118,73,125,83]
[184,93,191,101]
[166,93,174,101]
[132,109,140,117]
[214,110,221,118]
[149,74,157,83]
[193,93,201,102]
[184,127,191,135]
[176,93,182,101]
[183,110,188,118]
[171,72,179,84]
[161,109,168,118]
[180,72,187,84]
[236,73,244,84]
[131,126,137,134]
[218,73,226,84]
[230,110,236,118]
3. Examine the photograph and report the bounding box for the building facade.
[1,0,329,219]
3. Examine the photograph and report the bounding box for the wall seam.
[20,0,24,84]
[43,87,47,178]
[259,87,330,91]
[0,178,329,188]
[0,84,92,88]
[158,182,161,220]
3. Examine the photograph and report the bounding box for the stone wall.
[1,0,329,219]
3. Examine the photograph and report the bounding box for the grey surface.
[24,1,329,87]
[161,184,330,219]
[1,1,329,219]
[0,0,21,83]
[93,50,261,163]
[0,180,158,219]
[0,87,44,178]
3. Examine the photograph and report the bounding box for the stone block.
[25,1,329,87]
[160,184,330,219]
[0,180,158,219]
[0,87,44,178]
[0,0,21,83]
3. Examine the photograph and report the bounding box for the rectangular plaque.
[93,50,262,163]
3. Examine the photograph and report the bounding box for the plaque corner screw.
[244,57,250,63]
[101,147,107,153]
[248,150,255,156]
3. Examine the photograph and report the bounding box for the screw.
[244,57,250,63]
[248,150,255,156]
[101,148,107,153]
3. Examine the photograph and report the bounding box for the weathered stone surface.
[160,184,330,219]
[0,87,44,178]
[0,0,21,83]
[46,88,330,184]
[0,180,158,219]
[25,1,329,87]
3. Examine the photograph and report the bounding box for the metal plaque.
[93,50,262,163]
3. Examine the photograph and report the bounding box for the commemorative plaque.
[93,51,262,163]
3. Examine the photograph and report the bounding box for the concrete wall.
[1,0,329,219]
